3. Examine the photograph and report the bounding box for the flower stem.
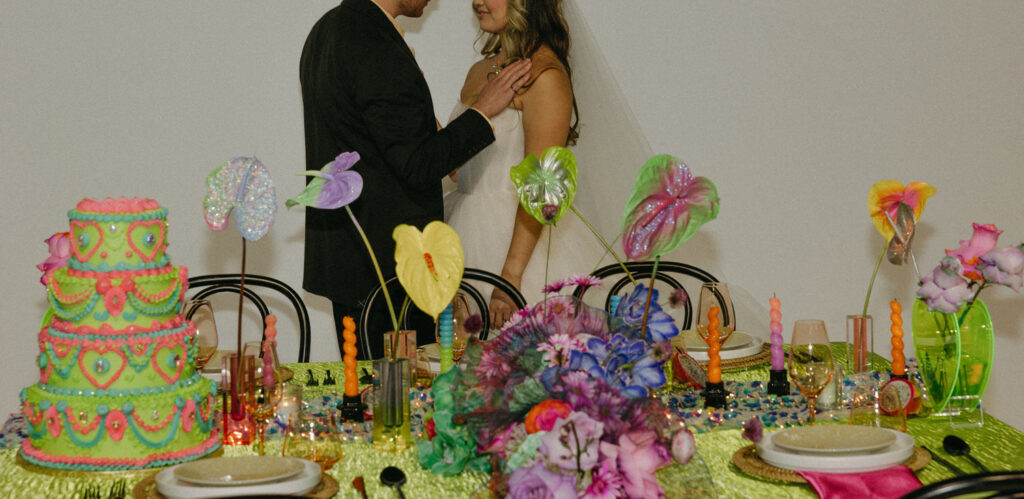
[344,206,399,346]
[639,256,660,337]
[957,283,986,328]
[570,205,635,285]
[862,240,889,317]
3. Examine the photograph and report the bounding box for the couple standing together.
[301,0,609,358]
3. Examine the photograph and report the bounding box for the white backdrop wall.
[2,1,1022,429]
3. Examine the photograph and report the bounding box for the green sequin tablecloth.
[4,351,1024,498]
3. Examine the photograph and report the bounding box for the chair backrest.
[571,261,718,329]
[899,471,1024,498]
[357,268,527,358]
[187,274,311,362]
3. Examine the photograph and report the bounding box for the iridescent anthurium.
[621,155,719,261]
[286,151,364,210]
[393,221,464,320]
[509,146,578,225]
[203,156,277,241]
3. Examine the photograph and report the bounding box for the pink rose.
[611,431,670,498]
[946,223,1002,280]
[36,232,71,284]
[525,399,573,434]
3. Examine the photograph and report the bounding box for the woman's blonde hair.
[478,0,579,145]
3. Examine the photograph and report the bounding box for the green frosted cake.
[20,198,220,470]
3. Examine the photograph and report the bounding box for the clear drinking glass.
[788,319,835,425]
[695,283,736,345]
[183,299,218,370]
[282,412,343,470]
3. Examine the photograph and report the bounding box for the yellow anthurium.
[868,180,936,241]
[393,221,464,320]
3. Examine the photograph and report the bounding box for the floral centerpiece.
[418,279,695,498]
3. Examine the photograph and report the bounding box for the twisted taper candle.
[769,297,784,370]
[707,306,722,383]
[890,300,905,376]
[342,316,359,397]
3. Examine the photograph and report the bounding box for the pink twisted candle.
[769,296,784,370]
[890,300,905,376]
[262,315,277,388]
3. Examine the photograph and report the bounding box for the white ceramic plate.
[673,332,764,362]
[771,425,897,455]
[757,427,914,473]
[174,456,306,486]
[157,458,320,499]
[679,330,754,352]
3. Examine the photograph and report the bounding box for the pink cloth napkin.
[797,465,922,499]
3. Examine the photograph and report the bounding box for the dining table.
[2,343,1023,498]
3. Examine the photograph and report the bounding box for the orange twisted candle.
[342,316,359,397]
[707,306,722,383]
[890,300,905,376]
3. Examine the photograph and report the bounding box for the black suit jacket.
[300,0,495,307]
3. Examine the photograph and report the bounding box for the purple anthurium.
[286,151,363,210]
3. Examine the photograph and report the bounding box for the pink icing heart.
[126,220,166,262]
[152,341,186,384]
[78,348,128,390]
[69,221,104,262]
[103,285,127,318]
[105,410,128,441]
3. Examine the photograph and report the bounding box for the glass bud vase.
[372,358,411,451]
[221,353,255,445]
[845,314,874,374]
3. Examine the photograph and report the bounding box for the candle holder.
[766,369,790,396]
[702,381,729,409]
[338,394,366,423]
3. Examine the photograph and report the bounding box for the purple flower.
[666,288,689,309]
[542,204,559,222]
[917,256,974,314]
[463,313,484,335]
[741,417,763,443]
[978,245,1024,292]
[318,152,363,209]
[539,411,604,473]
[507,462,578,499]
[543,278,570,294]
[671,428,696,464]
[570,274,602,290]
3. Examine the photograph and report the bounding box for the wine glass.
[244,376,283,455]
[695,283,736,345]
[788,319,835,424]
[282,412,343,471]
[183,299,218,370]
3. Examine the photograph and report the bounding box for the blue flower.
[613,284,680,342]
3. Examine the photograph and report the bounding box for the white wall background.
[2,1,1022,430]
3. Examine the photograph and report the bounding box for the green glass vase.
[911,298,994,414]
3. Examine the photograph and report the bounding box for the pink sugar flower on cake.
[36,232,71,284]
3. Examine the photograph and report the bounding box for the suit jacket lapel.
[343,0,418,65]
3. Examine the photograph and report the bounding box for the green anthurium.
[509,146,578,225]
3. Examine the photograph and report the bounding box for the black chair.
[571,261,718,329]
[187,274,311,362]
[900,471,1024,498]
[356,268,527,359]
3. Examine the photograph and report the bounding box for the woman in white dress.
[445,0,611,326]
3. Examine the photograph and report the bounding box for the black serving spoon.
[943,435,990,472]
[381,466,408,498]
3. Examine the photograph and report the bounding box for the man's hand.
[472,59,532,118]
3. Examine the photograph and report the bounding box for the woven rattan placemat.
[731,444,931,483]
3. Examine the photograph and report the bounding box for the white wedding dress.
[444,103,611,304]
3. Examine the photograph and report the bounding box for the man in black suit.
[300,0,530,359]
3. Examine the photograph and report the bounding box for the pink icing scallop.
[75,198,159,213]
